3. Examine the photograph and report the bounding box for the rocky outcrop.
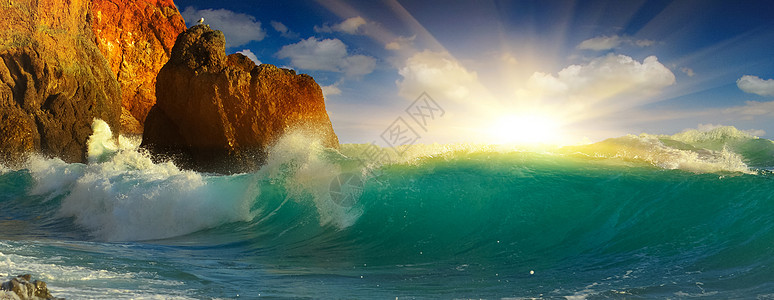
[91,0,186,134]
[142,25,339,173]
[1,274,63,300]
[0,0,121,164]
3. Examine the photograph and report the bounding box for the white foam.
[671,126,757,144]
[18,119,369,240]
[23,119,258,241]
[25,155,85,201]
[261,131,363,229]
[562,132,754,174]
[630,134,751,173]
[0,243,195,299]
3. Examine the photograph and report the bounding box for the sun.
[487,113,565,145]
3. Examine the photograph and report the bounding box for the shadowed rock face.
[142,25,339,173]
[91,0,186,134]
[0,0,121,165]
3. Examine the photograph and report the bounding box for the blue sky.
[174,0,774,145]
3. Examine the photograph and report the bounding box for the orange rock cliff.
[142,25,339,173]
[0,0,122,163]
[0,1,340,170]
[91,0,186,134]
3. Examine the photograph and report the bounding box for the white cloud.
[680,67,695,77]
[747,129,767,136]
[523,54,675,110]
[276,37,376,76]
[235,49,261,64]
[385,35,416,50]
[396,50,478,102]
[577,35,623,51]
[181,7,265,48]
[737,75,774,97]
[337,16,367,34]
[315,16,368,35]
[635,39,655,47]
[723,100,774,117]
[321,84,342,98]
[270,21,298,39]
[577,35,656,51]
[341,55,377,77]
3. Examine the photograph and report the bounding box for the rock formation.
[142,25,339,173]
[0,0,121,164]
[91,0,186,134]
[0,274,63,300]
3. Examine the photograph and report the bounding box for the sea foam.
[561,126,760,174]
[0,241,194,299]
[26,120,258,241]
[260,130,363,229]
[22,120,366,241]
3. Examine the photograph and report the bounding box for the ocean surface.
[2,120,774,299]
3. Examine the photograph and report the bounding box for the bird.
[197,17,204,24]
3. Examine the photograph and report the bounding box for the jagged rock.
[0,274,63,300]
[0,0,121,164]
[91,0,186,134]
[142,25,339,173]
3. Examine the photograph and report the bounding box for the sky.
[173,0,774,146]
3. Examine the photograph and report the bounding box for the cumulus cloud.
[396,50,479,102]
[341,55,377,77]
[181,7,265,48]
[235,49,260,64]
[737,75,774,97]
[523,54,675,111]
[577,35,656,51]
[270,21,298,39]
[315,16,368,35]
[276,37,376,76]
[385,35,416,50]
[321,84,342,98]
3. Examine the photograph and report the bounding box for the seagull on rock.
[197,17,204,24]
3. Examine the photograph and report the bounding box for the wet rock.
[0,274,63,300]
[142,25,339,173]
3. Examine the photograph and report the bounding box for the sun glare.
[488,114,565,145]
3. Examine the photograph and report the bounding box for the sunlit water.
[2,120,774,299]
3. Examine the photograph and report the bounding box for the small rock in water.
[0,274,64,300]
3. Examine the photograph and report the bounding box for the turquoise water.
[2,121,774,298]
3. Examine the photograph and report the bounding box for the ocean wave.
[561,126,774,173]
[4,120,774,298]
[6,120,774,243]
